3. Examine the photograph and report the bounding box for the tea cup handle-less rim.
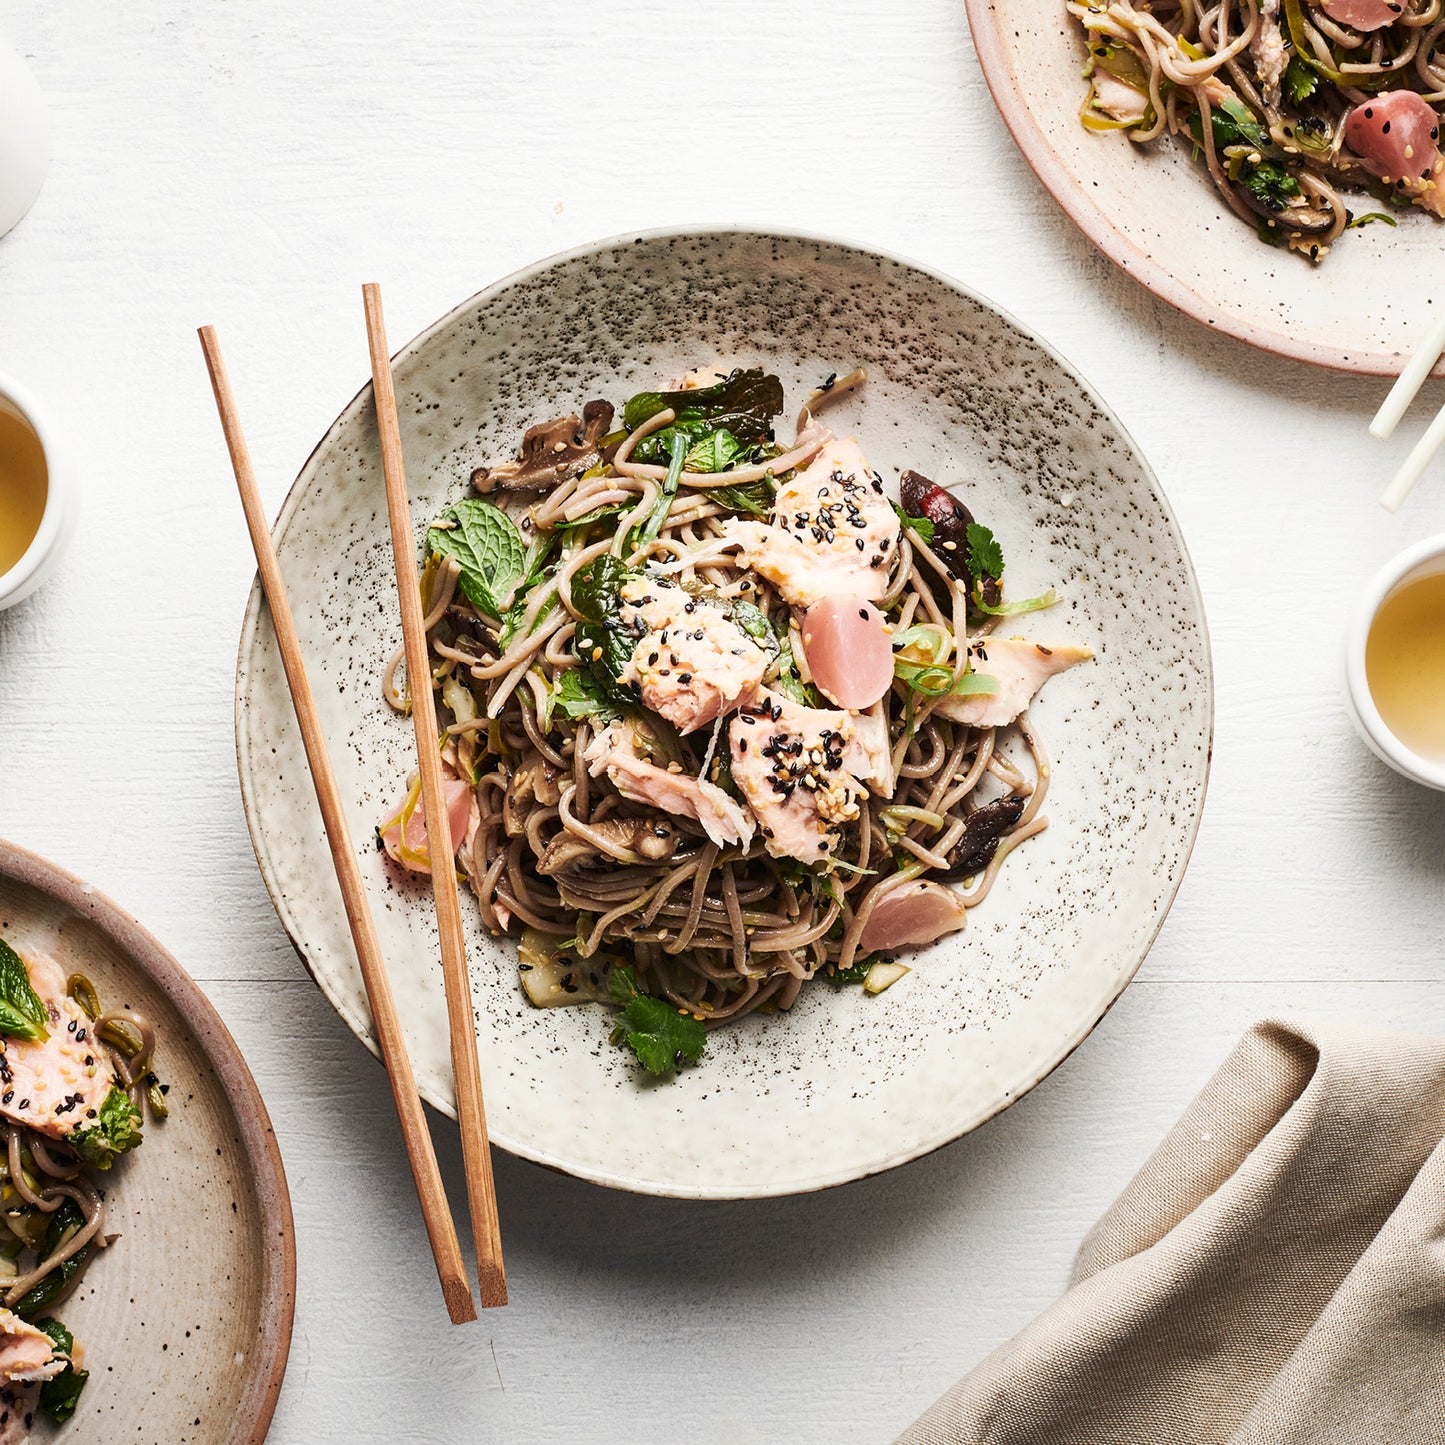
[1345,532,1445,791]
[0,369,73,610]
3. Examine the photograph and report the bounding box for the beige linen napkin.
[897,1019,1445,1445]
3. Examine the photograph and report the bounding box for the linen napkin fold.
[896,1018,1445,1445]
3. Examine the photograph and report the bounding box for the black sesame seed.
[1383,120,1392,133]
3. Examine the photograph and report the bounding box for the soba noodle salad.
[0,935,163,1438]
[377,366,1090,1077]
[1072,0,1445,258]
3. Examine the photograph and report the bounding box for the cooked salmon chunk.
[584,720,755,848]
[618,578,770,735]
[729,690,872,864]
[723,436,901,608]
[0,1312,65,1385]
[933,636,1093,729]
[0,952,118,1142]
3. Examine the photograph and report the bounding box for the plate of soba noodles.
[967,0,1445,373]
[0,840,293,1444]
[234,228,1212,1198]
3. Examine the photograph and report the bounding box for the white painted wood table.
[2,3,1443,1441]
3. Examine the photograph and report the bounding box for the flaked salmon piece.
[0,952,120,1143]
[722,436,901,608]
[618,578,769,735]
[933,637,1093,729]
[729,690,869,864]
[0,1312,64,1385]
[584,721,754,848]
[845,706,895,797]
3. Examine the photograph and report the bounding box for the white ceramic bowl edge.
[1345,532,1445,790]
[0,369,73,610]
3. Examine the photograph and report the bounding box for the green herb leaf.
[552,502,628,532]
[571,555,642,710]
[0,939,48,1044]
[68,1085,143,1172]
[606,967,706,1076]
[891,499,936,543]
[35,1318,87,1424]
[622,368,784,443]
[551,669,623,724]
[965,523,1004,584]
[1186,91,1269,153]
[13,1200,88,1319]
[1240,158,1300,213]
[683,428,746,474]
[707,476,776,516]
[427,498,528,618]
[1283,54,1317,105]
[728,600,781,659]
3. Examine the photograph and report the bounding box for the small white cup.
[1344,532,1445,791]
[0,371,73,611]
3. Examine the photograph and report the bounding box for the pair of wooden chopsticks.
[1372,314,1445,512]
[199,287,507,1322]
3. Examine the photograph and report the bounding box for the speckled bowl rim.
[234,223,1214,1198]
[964,0,1426,377]
[0,839,296,1441]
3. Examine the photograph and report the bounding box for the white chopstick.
[1372,313,1445,511]
[1381,401,1445,513]
[1371,313,1445,441]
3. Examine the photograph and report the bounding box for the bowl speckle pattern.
[0,841,293,1444]
[235,228,1212,1198]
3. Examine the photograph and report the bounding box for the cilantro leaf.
[1240,159,1300,213]
[1284,54,1317,105]
[891,498,936,543]
[1187,91,1269,152]
[68,1085,143,1172]
[964,523,1004,584]
[0,938,48,1044]
[607,967,706,1076]
[34,1318,87,1424]
[427,498,528,617]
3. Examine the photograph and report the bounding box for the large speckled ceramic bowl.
[967,0,1441,374]
[0,841,294,1444]
[234,228,1211,1199]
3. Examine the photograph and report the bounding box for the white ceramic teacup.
[1344,532,1445,791]
[0,371,72,610]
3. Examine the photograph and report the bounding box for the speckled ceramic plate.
[967,0,1440,374]
[0,841,294,1444]
[234,227,1211,1199]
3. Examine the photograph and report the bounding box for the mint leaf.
[552,669,623,723]
[607,967,706,1076]
[684,428,745,474]
[707,476,776,516]
[1240,158,1299,213]
[427,498,528,617]
[0,938,48,1043]
[69,1085,143,1171]
[965,522,1004,584]
[34,1318,87,1424]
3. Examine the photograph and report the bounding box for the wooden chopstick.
[198,325,479,1327]
[361,284,508,1309]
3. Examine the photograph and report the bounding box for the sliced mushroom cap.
[472,398,616,494]
[503,754,566,837]
[1240,189,1336,236]
[535,816,679,874]
[856,880,969,954]
[937,795,1027,881]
